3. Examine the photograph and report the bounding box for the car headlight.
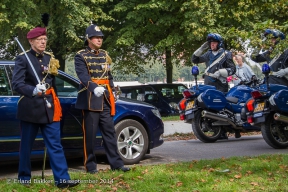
[169,102,178,110]
[151,109,161,119]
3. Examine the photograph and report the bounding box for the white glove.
[33,83,47,95]
[209,71,221,79]
[272,68,288,78]
[219,68,228,78]
[94,86,105,97]
[193,42,209,56]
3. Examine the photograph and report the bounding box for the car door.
[54,74,84,152]
[0,64,24,156]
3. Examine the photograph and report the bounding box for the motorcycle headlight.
[151,109,161,119]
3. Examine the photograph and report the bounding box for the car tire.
[115,119,149,165]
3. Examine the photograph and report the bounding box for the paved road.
[1,121,287,179]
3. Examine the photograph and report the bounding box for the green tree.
[0,0,112,70]
[1,0,287,81]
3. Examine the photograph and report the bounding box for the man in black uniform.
[74,24,130,174]
[251,29,287,86]
[192,33,236,93]
[191,33,236,139]
[12,19,78,188]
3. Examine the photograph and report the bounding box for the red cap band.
[27,27,47,39]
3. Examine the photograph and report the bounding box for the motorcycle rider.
[251,29,287,86]
[192,33,236,139]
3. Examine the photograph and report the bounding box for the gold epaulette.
[77,49,86,54]
[43,51,55,57]
[19,50,30,55]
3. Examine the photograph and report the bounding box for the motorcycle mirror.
[262,63,270,75]
[191,66,199,76]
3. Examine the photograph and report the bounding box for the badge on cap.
[95,26,101,31]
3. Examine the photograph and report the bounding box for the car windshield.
[153,84,187,99]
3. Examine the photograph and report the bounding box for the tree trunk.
[17,29,30,52]
[165,48,172,83]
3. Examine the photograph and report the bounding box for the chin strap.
[86,35,101,51]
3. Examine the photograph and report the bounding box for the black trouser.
[204,75,229,93]
[82,100,123,172]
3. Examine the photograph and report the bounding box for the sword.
[14,37,41,83]
[14,37,52,108]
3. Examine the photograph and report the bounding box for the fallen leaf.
[176,182,183,187]
[250,182,259,186]
[234,174,242,179]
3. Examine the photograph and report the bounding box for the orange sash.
[45,88,62,121]
[93,79,115,116]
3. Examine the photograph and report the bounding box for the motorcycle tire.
[261,113,288,149]
[191,109,222,143]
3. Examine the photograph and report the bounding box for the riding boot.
[235,130,241,138]
[218,132,228,140]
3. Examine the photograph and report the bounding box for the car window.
[0,65,13,96]
[55,75,78,97]
[155,84,187,99]
[120,87,145,101]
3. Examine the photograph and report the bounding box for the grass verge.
[1,153,288,191]
[162,115,180,121]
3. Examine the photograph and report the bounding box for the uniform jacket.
[74,47,114,111]
[192,48,236,83]
[12,49,57,124]
[252,49,288,72]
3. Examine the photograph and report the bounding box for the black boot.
[218,132,228,140]
[235,130,241,138]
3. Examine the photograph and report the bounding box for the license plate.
[254,102,264,112]
[185,100,194,110]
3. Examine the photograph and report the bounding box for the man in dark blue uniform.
[251,29,287,86]
[192,33,236,93]
[12,20,79,188]
[192,33,236,139]
[74,24,130,174]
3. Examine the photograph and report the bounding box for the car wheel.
[115,119,148,165]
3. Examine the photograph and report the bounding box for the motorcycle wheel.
[261,113,288,149]
[191,109,222,143]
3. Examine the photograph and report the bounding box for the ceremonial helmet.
[262,29,285,45]
[206,33,223,49]
[84,24,104,46]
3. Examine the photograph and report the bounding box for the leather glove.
[272,68,288,78]
[209,70,221,79]
[94,86,105,97]
[33,83,47,95]
[200,42,209,50]
[193,42,209,56]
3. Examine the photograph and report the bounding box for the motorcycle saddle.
[226,96,238,104]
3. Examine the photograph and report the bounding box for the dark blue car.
[0,61,164,165]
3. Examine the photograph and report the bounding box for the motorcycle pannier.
[271,90,288,113]
[197,89,227,111]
